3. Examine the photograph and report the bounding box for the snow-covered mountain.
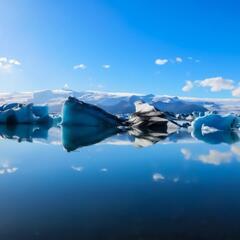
[0,88,239,114]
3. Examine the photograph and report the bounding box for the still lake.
[0,125,240,240]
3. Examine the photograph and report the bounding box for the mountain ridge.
[0,89,239,114]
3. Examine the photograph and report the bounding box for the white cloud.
[0,57,21,71]
[187,57,200,63]
[0,57,8,63]
[73,64,87,70]
[102,64,110,69]
[9,59,21,65]
[152,173,165,182]
[182,81,194,92]
[182,76,238,94]
[232,87,240,97]
[181,148,191,160]
[198,150,232,165]
[197,77,234,92]
[155,58,168,65]
[176,57,183,63]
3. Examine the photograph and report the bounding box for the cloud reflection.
[0,162,18,175]
[198,150,232,165]
[181,148,192,160]
[152,173,165,182]
[71,166,84,172]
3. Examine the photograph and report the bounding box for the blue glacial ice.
[192,113,240,132]
[61,96,124,127]
[0,103,58,124]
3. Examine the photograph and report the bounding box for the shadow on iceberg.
[192,127,240,145]
[62,126,121,152]
[0,124,51,142]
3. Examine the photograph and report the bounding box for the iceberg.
[0,102,60,125]
[192,113,240,131]
[61,97,124,127]
[127,101,180,133]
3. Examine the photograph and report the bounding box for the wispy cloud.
[155,58,168,65]
[73,64,87,70]
[232,87,240,97]
[0,57,21,71]
[182,80,194,92]
[187,57,200,63]
[176,57,183,63]
[102,64,110,69]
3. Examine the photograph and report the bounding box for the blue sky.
[0,0,240,97]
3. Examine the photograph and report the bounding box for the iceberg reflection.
[0,124,52,142]
[62,126,121,152]
[192,127,240,144]
[1,123,240,151]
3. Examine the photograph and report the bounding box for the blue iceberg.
[61,97,124,127]
[0,103,58,125]
[192,113,240,131]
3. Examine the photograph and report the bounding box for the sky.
[0,0,240,98]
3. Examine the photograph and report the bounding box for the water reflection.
[1,124,240,239]
[62,126,121,152]
[0,124,51,142]
[1,124,240,151]
[192,127,240,144]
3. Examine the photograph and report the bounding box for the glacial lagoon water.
[1,125,240,239]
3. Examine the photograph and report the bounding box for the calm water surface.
[0,126,240,240]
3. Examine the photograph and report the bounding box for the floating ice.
[61,97,124,127]
[192,113,240,144]
[192,113,240,132]
[0,103,51,124]
[127,101,180,133]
